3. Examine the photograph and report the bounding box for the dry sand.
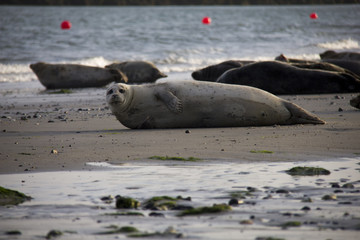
[0,91,359,174]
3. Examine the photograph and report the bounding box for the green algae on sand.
[149,156,201,161]
[0,186,32,206]
[285,166,331,176]
[178,204,231,216]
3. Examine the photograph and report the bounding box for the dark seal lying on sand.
[106,80,324,129]
[216,61,360,95]
[276,53,360,77]
[105,61,167,84]
[191,60,254,82]
[30,62,127,89]
[320,50,360,61]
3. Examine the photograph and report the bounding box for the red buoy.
[202,17,211,25]
[309,13,318,19]
[61,20,72,30]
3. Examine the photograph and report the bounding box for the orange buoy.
[61,20,72,30]
[309,13,318,19]
[202,16,211,25]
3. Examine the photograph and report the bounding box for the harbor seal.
[105,61,167,84]
[216,61,360,95]
[30,62,127,89]
[275,54,360,76]
[320,50,360,61]
[106,80,325,129]
[191,60,254,82]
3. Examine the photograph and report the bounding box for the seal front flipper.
[155,89,183,113]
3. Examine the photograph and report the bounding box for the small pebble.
[301,206,311,211]
[185,130,191,134]
[51,149,58,154]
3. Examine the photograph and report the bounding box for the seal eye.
[119,88,125,93]
[107,89,113,95]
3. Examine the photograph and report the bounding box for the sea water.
[0,5,359,94]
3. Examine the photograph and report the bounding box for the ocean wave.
[64,56,113,68]
[0,63,34,83]
[317,38,359,50]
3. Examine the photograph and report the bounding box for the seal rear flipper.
[155,89,183,113]
[283,101,325,125]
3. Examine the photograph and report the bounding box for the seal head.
[106,84,134,113]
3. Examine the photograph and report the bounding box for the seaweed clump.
[178,204,231,216]
[285,166,330,176]
[115,196,140,209]
[0,186,32,206]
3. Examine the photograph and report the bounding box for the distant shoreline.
[1,0,359,6]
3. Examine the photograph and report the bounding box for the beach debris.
[149,156,201,161]
[100,195,114,204]
[46,230,62,239]
[115,196,139,209]
[301,197,313,202]
[51,149,58,154]
[228,198,244,206]
[285,166,331,176]
[0,186,32,206]
[240,219,253,225]
[178,204,231,216]
[322,194,337,201]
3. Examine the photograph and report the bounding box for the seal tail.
[283,101,325,125]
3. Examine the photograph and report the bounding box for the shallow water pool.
[1,158,359,239]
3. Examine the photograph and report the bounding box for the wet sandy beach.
[0,91,359,173]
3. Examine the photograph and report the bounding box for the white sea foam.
[317,38,359,50]
[0,63,34,83]
[63,56,113,67]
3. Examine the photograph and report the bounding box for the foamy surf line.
[317,38,359,50]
